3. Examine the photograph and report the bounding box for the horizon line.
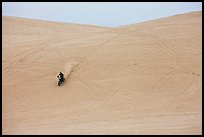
[2,10,201,28]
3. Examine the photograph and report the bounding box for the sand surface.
[2,11,202,135]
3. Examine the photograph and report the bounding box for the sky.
[2,2,202,27]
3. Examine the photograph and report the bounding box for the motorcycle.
[57,75,65,86]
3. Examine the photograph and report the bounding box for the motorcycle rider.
[57,72,65,82]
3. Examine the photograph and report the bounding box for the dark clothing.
[59,72,63,78]
[58,72,65,82]
[60,77,65,82]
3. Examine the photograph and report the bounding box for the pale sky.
[2,2,202,27]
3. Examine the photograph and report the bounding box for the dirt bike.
[57,76,65,86]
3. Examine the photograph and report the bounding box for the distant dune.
[2,11,202,135]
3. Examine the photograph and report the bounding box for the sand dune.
[2,11,202,135]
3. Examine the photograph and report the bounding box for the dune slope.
[2,11,202,134]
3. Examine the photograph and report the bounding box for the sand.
[2,11,202,135]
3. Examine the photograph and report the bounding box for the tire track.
[76,33,123,68]
[15,44,42,58]
[148,69,176,95]
[107,76,137,102]
[15,37,58,64]
[8,63,56,79]
[30,37,62,63]
[73,73,113,114]
[147,64,200,98]
[119,30,179,59]
[14,81,41,105]
[79,74,113,114]
[43,90,63,108]
[185,74,201,97]
[159,70,201,99]
[14,38,49,46]
[164,79,186,97]
[139,32,179,58]
[16,40,50,57]
[163,64,200,98]
[174,34,201,46]
[137,47,163,60]
[33,37,63,63]
[147,66,192,96]
[73,75,110,113]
